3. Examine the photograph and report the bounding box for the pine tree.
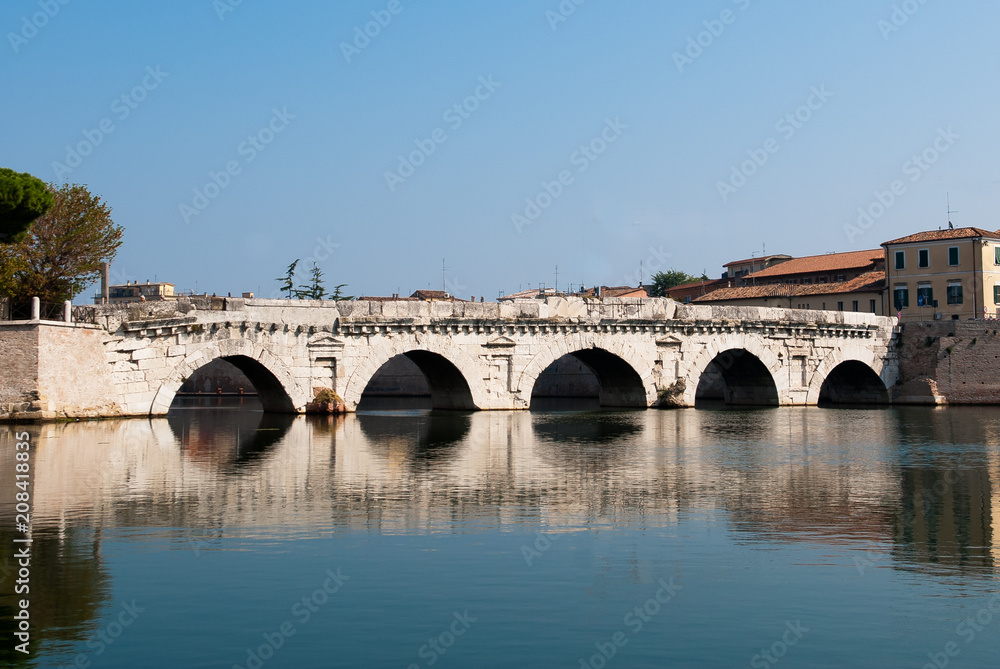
[276,259,299,299]
[0,168,54,244]
[328,283,353,301]
[295,261,326,300]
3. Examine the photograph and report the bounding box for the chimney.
[100,262,110,304]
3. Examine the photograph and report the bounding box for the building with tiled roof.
[601,285,648,298]
[665,278,729,304]
[694,271,886,314]
[743,249,884,283]
[882,227,998,245]
[882,226,1000,321]
[409,290,465,302]
[498,288,550,301]
[723,254,792,283]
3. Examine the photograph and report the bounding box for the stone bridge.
[0,296,898,419]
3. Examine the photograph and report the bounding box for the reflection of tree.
[0,528,110,667]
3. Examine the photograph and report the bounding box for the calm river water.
[3,403,1000,668]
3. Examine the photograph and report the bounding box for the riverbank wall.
[894,321,1000,405]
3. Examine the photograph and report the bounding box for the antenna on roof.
[554,265,559,292]
[947,193,958,230]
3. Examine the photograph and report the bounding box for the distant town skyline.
[5,1,998,302]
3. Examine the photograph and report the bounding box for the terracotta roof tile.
[666,279,726,292]
[499,289,545,300]
[745,249,882,278]
[881,227,1000,245]
[694,271,885,303]
[722,254,791,267]
[602,286,647,297]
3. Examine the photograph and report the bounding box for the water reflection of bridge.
[7,408,999,571]
[5,408,1000,654]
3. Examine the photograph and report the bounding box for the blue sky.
[4,0,998,301]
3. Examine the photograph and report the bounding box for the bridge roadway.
[0,296,898,419]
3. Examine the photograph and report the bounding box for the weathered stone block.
[137,358,166,371]
[112,371,146,384]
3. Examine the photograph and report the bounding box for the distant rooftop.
[695,270,885,302]
[722,254,792,268]
[745,249,883,279]
[882,227,1000,245]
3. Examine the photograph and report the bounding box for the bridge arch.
[681,335,786,406]
[342,339,487,410]
[516,335,656,408]
[806,348,892,405]
[150,338,310,415]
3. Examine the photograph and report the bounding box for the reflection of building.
[896,466,993,571]
[882,227,1000,321]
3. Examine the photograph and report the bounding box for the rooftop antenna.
[441,258,449,293]
[947,193,957,229]
[554,265,559,293]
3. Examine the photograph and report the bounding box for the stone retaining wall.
[895,320,1000,404]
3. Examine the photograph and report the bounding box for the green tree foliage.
[276,259,299,299]
[294,261,326,300]
[649,269,700,297]
[0,168,54,243]
[278,259,352,300]
[328,283,353,301]
[0,183,123,302]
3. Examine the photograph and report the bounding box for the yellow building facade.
[882,228,1000,322]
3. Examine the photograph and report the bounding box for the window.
[837,274,846,282]
[947,282,963,305]
[949,246,960,266]
[917,284,933,307]
[918,249,929,268]
[852,300,859,312]
[870,299,876,313]
[994,285,1000,305]
[895,251,905,270]
[995,246,1000,266]
[894,285,909,310]
[837,301,844,311]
